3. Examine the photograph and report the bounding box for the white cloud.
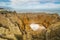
[10,0,40,6]
[0,0,59,12]
[39,0,60,3]
[10,0,60,10]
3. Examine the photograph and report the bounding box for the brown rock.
[0,13,60,40]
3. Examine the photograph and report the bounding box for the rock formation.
[0,13,60,40]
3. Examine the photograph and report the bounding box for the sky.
[0,0,60,12]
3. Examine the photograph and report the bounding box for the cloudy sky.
[0,0,60,12]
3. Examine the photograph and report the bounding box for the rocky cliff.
[0,13,60,40]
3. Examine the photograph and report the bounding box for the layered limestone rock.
[0,13,60,40]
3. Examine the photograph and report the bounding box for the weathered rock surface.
[0,13,60,40]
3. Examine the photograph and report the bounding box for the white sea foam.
[30,23,46,31]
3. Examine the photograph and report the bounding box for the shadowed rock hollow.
[0,13,60,40]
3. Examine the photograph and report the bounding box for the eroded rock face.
[0,13,60,40]
[47,22,60,40]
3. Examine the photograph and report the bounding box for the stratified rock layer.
[0,13,60,40]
